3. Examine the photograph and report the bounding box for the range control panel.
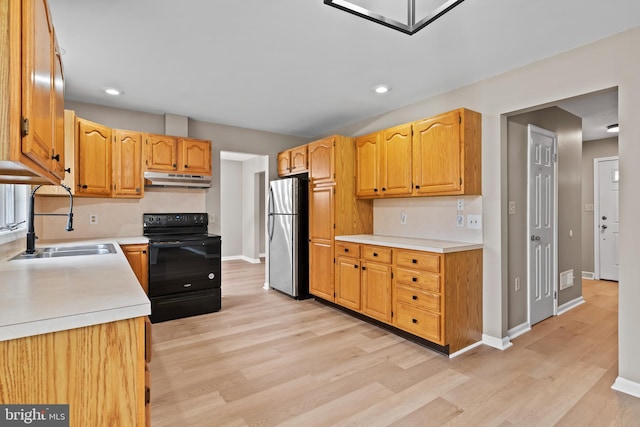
[143,213,208,229]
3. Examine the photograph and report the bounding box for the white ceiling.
[48,0,638,140]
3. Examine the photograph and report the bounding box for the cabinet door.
[413,110,461,195]
[277,151,291,176]
[146,135,178,171]
[20,0,55,176]
[335,256,361,310]
[113,130,143,198]
[76,118,112,196]
[309,240,334,301]
[290,145,308,174]
[361,261,392,323]
[308,136,334,185]
[355,133,379,197]
[381,124,412,196]
[180,138,211,175]
[309,185,334,242]
[51,41,65,178]
[122,244,149,294]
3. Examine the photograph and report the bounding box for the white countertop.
[335,234,483,253]
[0,237,150,342]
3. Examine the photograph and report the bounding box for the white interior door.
[595,157,620,281]
[528,125,557,326]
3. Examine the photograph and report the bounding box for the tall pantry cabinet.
[307,135,373,301]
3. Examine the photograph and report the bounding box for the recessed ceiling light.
[607,124,619,133]
[373,85,390,94]
[105,88,122,96]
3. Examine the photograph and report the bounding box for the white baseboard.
[259,252,266,258]
[448,341,483,358]
[222,255,262,264]
[482,334,513,350]
[612,376,640,398]
[557,296,586,315]
[582,271,595,279]
[508,322,531,340]
[263,282,270,290]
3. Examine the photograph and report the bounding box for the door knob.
[530,235,541,241]
[602,224,608,230]
[602,216,607,220]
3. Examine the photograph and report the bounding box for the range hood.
[143,171,211,188]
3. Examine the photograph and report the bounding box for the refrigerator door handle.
[268,187,276,241]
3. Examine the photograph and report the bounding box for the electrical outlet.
[467,214,482,229]
[89,213,98,225]
[585,203,594,212]
[515,277,521,292]
[508,201,516,215]
[457,199,464,210]
[209,214,216,224]
[400,211,407,225]
[456,214,464,227]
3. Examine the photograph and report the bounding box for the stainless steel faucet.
[26,184,74,254]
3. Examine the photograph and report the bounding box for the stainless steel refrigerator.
[268,176,309,298]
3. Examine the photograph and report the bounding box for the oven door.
[148,238,221,297]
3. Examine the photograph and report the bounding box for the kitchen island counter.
[0,237,150,342]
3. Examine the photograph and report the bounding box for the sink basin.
[11,243,117,260]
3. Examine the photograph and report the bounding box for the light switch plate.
[508,201,516,215]
[457,199,464,210]
[456,214,464,227]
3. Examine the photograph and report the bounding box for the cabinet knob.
[184,164,188,168]
[374,188,378,192]
[143,250,147,254]
[173,164,177,167]
[373,252,378,257]
[64,168,71,173]
[412,295,418,300]
[412,259,417,264]
[362,266,366,271]
[51,154,60,161]
[382,187,386,191]
[353,264,358,269]
[412,277,417,282]
[80,184,88,189]
[415,185,421,189]
[412,318,418,324]
[344,248,349,252]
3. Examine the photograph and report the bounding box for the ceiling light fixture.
[324,0,465,35]
[373,85,390,94]
[607,124,619,133]
[104,88,122,96]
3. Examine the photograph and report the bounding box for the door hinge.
[391,311,394,318]
[391,272,394,279]
[460,177,462,185]
[21,117,29,136]
[553,153,558,162]
[333,223,336,229]
[459,114,462,124]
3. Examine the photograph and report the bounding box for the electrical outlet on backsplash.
[372,196,483,243]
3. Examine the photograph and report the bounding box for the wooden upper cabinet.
[277,144,308,177]
[146,135,178,172]
[76,117,112,196]
[355,132,380,197]
[413,108,481,196]
[145,135,211,175]
[277,151,291,176]
[180,138,211,175]
[381,124,412,196]
[113,130,143,198]
[308,136,335,185]
[51,41,65,178]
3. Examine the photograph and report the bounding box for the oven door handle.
[150,241,193,248]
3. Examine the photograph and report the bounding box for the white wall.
[220,159,243,257]
[241,156,268,262]
[325,27,640,391]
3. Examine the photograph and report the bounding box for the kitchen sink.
[10,243,117,260]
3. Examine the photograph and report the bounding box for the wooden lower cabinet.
[309,240,334,301]
[121,243,149,294]
[0,317,147,426]
[332,242,483,354]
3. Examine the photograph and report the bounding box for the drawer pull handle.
[382,187,386,191]
[373,252,378,257]
[362,266,366,271]
[412,277,417,282]
[344,248,349,252]
[412,295,418,300]
[353,264,358,269]
[415,185,421,189]
[374,188,378,192]
[412,259,417,264]
[412,318,418,324]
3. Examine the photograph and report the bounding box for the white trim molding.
[557,296,586,315]
[449,341,483,358]
[508,322,531,340]
[482,334,513,350]
[222,255,262,264]
[612,376,640,398]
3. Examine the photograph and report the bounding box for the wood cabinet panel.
[113,130,143,198]
[76,117,112,196]
[380,124,412,196]
[309,185,334,242]
[395,302,442,343]
[0,317,146,426]
[289,145,308,174]
[335,256,361,310]
[395,267,440,293]
[51,41,65,178]
[180,138,211,175]
[277,151,290,176]
[355,133,379,197]
[122,243,149,294]
[146,135,177,171]
[335,241,360,258]
[395,286,441,312]
[309,240,334,301]
[395,249,441,273]
[361,245,392,264]
[308,136,334,185]
[361,261,392,323]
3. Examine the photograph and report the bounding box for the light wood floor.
[149,261,640,426]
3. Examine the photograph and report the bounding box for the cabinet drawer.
[395,303,442,344]
[335,241,360,258]
[395,268,440,293]
[395,286,441,313]
[395,250,440,273]
[362,245,392,264]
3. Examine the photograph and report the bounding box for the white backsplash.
[373,196,483,243]
[35,188,207,241]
